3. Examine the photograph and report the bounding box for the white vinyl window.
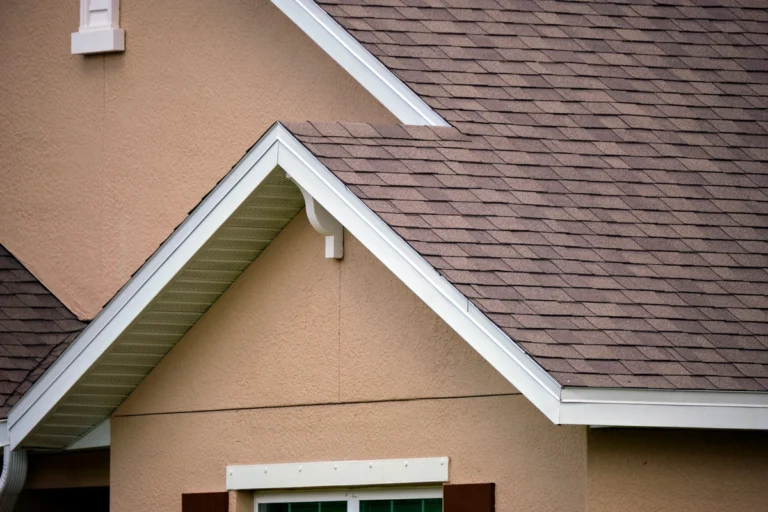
[255,488,442,512]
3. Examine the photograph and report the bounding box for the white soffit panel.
[227,458,449,490]
[271,0,449,127]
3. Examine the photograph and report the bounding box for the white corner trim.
[71,0,125,55]
[66,419,110,450]
[271,0,448,127]
[288,177,344,259]
[227,457,448,491]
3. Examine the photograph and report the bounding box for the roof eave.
[9,123,768,450]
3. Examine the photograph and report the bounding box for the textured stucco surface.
[111,211,585,511]
[116,213,515,416]
[0,0,394,319]
[112,397,586,512]
[587,429,768,512]
[25,450,110,489]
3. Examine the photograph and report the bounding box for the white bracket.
[286,174,343,259]
[71,0,125,55]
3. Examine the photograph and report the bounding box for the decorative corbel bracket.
[286,174,343,259]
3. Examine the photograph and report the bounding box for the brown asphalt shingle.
[284,118,768,392]
[0,245,86,417]
[282,0,768,392]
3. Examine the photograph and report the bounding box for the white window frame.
[254,487,443,512]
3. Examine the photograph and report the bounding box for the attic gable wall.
[115,211,514,416]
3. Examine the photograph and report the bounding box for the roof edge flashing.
[271,0,449,127]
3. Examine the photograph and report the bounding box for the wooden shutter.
[182,492,229,512]
[443,483,495,512]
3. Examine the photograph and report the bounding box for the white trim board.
[8,123,768,449]
[227,458,448,490]
[271,0,449,127]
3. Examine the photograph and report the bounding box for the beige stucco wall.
[0,0,395,320]
[111,213,587,511]
[587,429,768,512]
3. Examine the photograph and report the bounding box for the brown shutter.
[443,483,495,512]
[182,492,229,512]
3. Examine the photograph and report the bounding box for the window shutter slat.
[182,492,229,512]
[443,483,494,512]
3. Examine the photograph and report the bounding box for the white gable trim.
[8,124,768,448]
[271,0,449,127]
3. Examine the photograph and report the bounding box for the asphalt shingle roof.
[283,0,768,391]
[0,245,86,417]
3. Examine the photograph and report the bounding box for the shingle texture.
[284,117,768,391]
[283,0,768,391]
[0,246,86,417]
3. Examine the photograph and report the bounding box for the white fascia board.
[271,0,449,127]
[227,457,448,490]
[9,122,768,443]
[8,134,283,449]
[275,127,562,423]
[560,387,768,430]
[66,419,110,450]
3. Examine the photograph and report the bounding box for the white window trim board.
[270,0,448,127]
[8,123,768,449]
[228,458,448,491]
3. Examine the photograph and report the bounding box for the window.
[255,488,442,512]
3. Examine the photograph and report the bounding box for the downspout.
[0,422,27,512]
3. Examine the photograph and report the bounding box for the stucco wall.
[111,213,587,511]
[0,0,395,320]
[587,429,768,512]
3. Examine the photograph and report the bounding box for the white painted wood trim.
[270,0,449,127]
[8,138,283,449]
[227,458,448,491]
[559,387,768,430]
[66,419,110,450]
[9,123,768,447]
[71,0,125,54]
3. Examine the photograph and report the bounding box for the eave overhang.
[8,123,768,450]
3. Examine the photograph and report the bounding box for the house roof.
[6,0,768,448]
[285,120,768,392]
[0,246,86,418]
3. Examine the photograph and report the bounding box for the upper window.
[255,488,442,512]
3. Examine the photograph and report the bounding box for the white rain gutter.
[0,422,26,512]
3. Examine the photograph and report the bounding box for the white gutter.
[0,422,27,512]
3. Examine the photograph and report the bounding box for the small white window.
[255,488,442,512]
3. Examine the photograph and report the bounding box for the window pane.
[259,502,346,512]
[360,499,442,512]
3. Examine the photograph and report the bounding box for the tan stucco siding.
[116,213,516,416]
[112,397,586,512]
[111,212,586,511]
[0,0,395,320]
[587,429,768,512]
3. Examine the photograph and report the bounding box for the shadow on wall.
[15,486,109,511]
